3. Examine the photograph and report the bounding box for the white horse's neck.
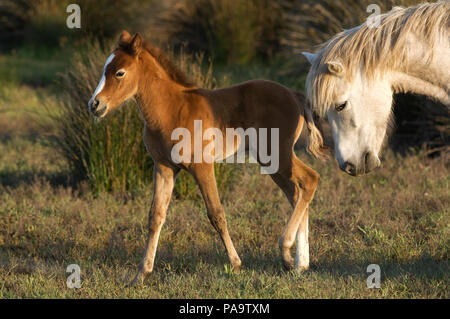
[389,32,450,105]
[391,71,450,105]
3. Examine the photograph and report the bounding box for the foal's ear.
[326,61,344,76]
[130,33,143,55]
[119,30,132,45]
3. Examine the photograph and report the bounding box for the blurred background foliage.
[0,0,447,193]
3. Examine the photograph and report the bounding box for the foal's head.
[88,31,143,118]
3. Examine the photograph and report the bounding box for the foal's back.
[191,79,304,139]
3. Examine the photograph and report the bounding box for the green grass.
[0,47,68,87]
[0,143,448,298]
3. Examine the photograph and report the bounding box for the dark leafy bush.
[160,0,286,65]
[0,0,154,50]
[392,94,449,158]
[280,0,422,52]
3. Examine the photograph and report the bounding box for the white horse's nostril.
[364,152,381,173]
[364,151,370,166]
[342,161,356,175]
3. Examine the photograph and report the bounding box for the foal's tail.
[294,92,329,161]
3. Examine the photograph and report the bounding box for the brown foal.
[88,31,327,284]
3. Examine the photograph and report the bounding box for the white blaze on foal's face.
[319,61,391,175]
[94,53,116,97]
[88,53,115,116]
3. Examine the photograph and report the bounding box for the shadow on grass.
[100,240,449,282]
[2,222,447,283]
[150,246,449,282]
[0,132,71,189]
[154,246,283,274]
[312,255,449,281]
[0,169,71,189]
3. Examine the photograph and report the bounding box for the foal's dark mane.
[119,39,195,88]
[144,42,195,88]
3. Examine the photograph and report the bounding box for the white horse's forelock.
[306,1,449,117]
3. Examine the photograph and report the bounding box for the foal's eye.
[335,101,347,112]
[115,70,126,78]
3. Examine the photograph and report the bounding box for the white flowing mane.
[306,1,449,116]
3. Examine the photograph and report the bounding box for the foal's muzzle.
[88,98,108,118]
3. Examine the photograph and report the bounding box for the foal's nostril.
[343,161,355,175]
[89,98,99,111]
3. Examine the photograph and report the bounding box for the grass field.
[0,46,448,298]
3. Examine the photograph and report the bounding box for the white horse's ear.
[302,52,317,65]
[326,61,344,76]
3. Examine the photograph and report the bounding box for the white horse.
[303,1,449,176]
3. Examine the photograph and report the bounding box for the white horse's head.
[303,53,389,176]
[303,2,449,176]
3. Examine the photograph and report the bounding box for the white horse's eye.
[335,101,347,112]
[115,70,126,78]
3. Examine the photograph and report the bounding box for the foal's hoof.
[232,264,241,274]
[128,269,150,287]
[282,258,295,271]
[294,264,309,273]
[230,257,242,274]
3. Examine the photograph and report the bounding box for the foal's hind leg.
[271,155,319,271]
[190,163,242,272]
[131,162,179,285]
[295,206,309,271]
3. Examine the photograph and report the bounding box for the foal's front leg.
[131,162,179,285]
[190,163,242,272]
